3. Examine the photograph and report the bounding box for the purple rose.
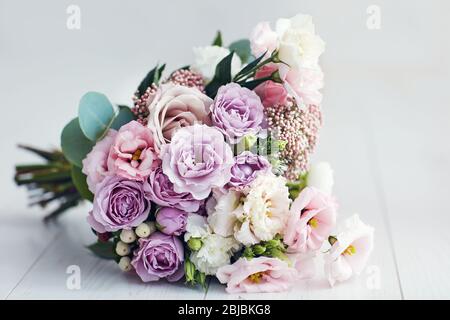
[228,151,272,189]
[145,167,203,212]
[161,124,233,200]
[131,232,184,282]
[87,175,151,233]
[156,207,188,236]
[211,83,266,143]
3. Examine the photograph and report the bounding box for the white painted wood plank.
[362,70,450,299]
[206,68,403,299]
[7,205,206,300]
[0,212,60,300]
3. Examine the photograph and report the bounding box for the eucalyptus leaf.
[110,105,136,130]
[212,31,223,46]
[229,39,251,63]
[205,51,234,98]
[71,165,93,202]
[78,92,115,141]
[61,118,94,167]
[87,241,118,260]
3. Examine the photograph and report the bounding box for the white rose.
[276,14,325,70]
[306,161,334,194]
[191,46,242,82]
[324,214,374,286]
[235,173,291,245]
[190,233,241,275]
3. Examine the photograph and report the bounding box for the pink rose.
[107,120,159,181]
[283,187,336,253]
[147,83,212,148]
[250,22,278,58]
[216,257,297,293]
[82,129,117,193]
[254,64,288,108]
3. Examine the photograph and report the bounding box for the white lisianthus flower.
[306,162,334,195]
[207,189,241,237]
[324,214,374,287]
[184,213,210,242]
[191,46,242,82]
[190,233,241,275]
[276,14,325,70]
[235,173,291,245]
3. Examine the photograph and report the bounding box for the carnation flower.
[160,124,234,200]
[191,46,242,82]
[211,83,266,143]
[216,256,298,293]
[155,207,188,236]
[107,120,159,181]
[250,22,278,58]
[145,167,203,213]
[283,187,336,253]
[147,83,212,148]
[87,175,151,233]
[131,232,184,282]
[324,214,374,286]
[228,151,271,190]
[82,129,117,193]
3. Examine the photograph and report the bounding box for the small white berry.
[118,256,132,272]
[120,229,136,244]
[135,221,156,238]
[115,241,130,256]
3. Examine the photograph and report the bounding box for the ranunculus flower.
[191,46,242,82]
[144,167,203,213]
[147,83,213,148]
[160,124,234,200]
[324,214,374,286]
[107,120,159,181]
[228,151,271,190]
[216,257,298,293]
[131,232,184,282]
[250,21,278,58]
[87,175,151,233]
[211,83,266,143]
[276,14,325,70]
[283,187,336,253]
[82,129,117,193]
[155,207,187,236]
[306,161,334,195]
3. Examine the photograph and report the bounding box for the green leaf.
[212,31,223,46]
[229,39,251,63]
[233,51,266,81]
[78,92,115,141]
[136,64,166,98]
[110,105,136,130]
[205,51,234,98]
[61,118,94,167]
[87,241,118,260]
[71,165,93,202]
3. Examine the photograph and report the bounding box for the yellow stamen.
[248,272,264,283]
[343,245,356,256]
[308,218,318,228]
[132,149,142,161]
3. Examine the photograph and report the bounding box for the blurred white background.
[0,0,449,299]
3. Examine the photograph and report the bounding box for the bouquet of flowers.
[15,13,374,293]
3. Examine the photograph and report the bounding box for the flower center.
[265,200,272,217]
[132,149,142,161]
[248,272,264,283]
[308,218,318,228]
[343,245,356,256]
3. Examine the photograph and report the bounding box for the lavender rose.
[144,167,203,212]
[156,207,188,236]
[228,151,272,189]
[131,232,184,282]
[87,175,151,233]
[211,83,266,143]
[161,124,233,200]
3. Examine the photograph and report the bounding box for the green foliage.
[78,92,116,141]
[242,235,289,261]
[87,241,118,260]
[205,51,234,98]
[110,105,136,130]
[71,165,93,202]
[61,118,94,168]
[184,257,207,290]
[228,39,251,63]
[136,64,166,98]
[212,31,223,46]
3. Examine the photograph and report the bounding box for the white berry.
[120,229,136,244]
[115,241,130,256]
[135,222,156,238]
[118,256,132,272]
